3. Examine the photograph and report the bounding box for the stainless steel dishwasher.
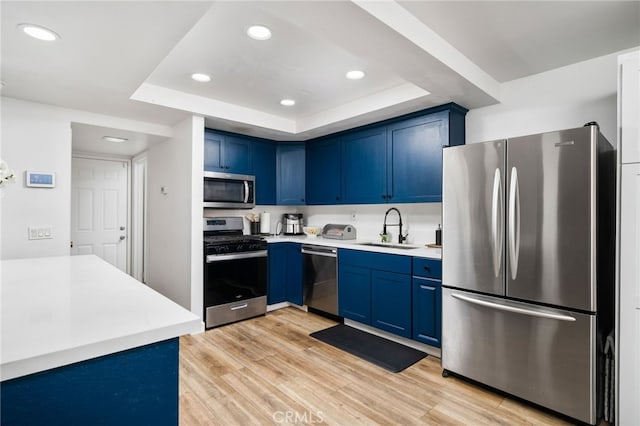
[301,244,338,316]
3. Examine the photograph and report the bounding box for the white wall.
[1,99,72,259]
[303,203,441,245]
[0,97,173,260]
[146,115,203,313]
[466,50,628,144]
[209,203,442,246]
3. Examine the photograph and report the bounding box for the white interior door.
[71,157,128,272]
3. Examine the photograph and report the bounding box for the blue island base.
[1,338,179,426]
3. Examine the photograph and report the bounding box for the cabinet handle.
[382,195,386,199]
[336,196,340,200]
[423,266,431,271]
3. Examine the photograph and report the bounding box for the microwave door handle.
[243,181,249,203]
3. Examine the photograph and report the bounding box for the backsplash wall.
[206,203,442,246]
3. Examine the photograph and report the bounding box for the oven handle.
[301,247,337,257]
[206,250,267,263]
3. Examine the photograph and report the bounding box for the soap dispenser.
[435,224,442,246]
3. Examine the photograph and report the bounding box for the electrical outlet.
[28,227,52,240]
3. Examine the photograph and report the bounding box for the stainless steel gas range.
[203,217,267,329]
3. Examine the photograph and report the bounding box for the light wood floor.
[179,307,571,425]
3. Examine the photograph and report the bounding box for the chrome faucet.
[382,207,408,244]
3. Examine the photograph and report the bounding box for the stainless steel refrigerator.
[441,124,615,425]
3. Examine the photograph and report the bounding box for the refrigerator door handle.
[491,168,503,277]
[451,293,577,322]
[508,167,520,280]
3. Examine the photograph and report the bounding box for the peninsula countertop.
[0,255,203,381]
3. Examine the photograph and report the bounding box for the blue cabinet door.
[371,270,412,338]
[268,244,287,304]
[387,112,447,203]
[285,243,303,305]
[204,130,224,172]
[338,264,371,324]
[268,243,303,305]
[341,127,388,204]
[224,136,252,175]
[253,141,276,205]
[204,130,252,174]
[277,144,306,205]
[306,137,342,204]
[412,276,441,347]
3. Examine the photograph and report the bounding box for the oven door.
[204,250,267,328]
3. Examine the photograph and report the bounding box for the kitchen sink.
[357,242,421,250]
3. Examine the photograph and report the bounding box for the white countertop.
[0,255,203,381]
[264,235,442,259]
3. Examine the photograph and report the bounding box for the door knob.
[120,226,125,231]
[119,235,126,241]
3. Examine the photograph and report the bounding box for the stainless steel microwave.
[203,171,255,209]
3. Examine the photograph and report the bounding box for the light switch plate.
[28,227,52,240]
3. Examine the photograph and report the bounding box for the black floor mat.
[310,324,427,373]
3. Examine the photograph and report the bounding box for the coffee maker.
[282,213,304,235]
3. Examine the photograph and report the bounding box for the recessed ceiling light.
[102,136,128,143]
[18,23,59,41]
[247,25,272,41]
[280,99,295,107]
[346,70,366,80]
[191,73,211,83]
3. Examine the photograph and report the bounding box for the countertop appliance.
[203,171,255,209]
[321,224,357,240]
[203,217,267,328]
[301,244,338,316]
[442,125,615,425]
[283,213,304,235]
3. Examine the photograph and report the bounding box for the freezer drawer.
[442,288,596,424]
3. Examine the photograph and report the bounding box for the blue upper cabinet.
[277,143,306,205]
[252,141,276,205]
[387,112,447,203]
[224,136,252,175]
[204,129,252,175]
[306,137,342,205]
[204,130,224,172]
[332,104,466,205]
[341,126,388,204]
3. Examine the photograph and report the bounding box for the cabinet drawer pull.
[423,266,431,271]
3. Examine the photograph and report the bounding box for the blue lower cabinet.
[338,249,412,339]
[1,338,179,426]
[338,264,371,324]
[371,270,412,338]
[285,244,303,305]
[412,276,442,347]
[268,244,287,304]
[268,243,302,305]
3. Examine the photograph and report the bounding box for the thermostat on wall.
[25,171,56,188]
